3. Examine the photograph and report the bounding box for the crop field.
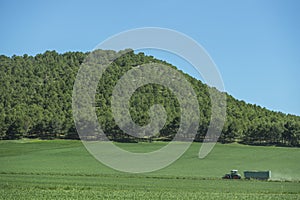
[0,140,299,199]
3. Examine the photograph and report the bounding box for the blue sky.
[1,0,299,115]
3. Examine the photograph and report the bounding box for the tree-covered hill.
[0,50,299,146]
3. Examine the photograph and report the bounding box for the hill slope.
[0,50,299,146]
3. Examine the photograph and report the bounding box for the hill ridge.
[0,50,299,146]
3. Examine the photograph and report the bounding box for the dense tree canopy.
[0,50,299,146]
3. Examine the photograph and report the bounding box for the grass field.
[0,140,299,199]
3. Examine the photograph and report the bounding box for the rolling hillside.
[0,50,299,146]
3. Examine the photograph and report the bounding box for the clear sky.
[1,0,299,116]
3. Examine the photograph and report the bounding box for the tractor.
[222,169,241,179]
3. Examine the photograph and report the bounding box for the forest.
[0,50,299,146]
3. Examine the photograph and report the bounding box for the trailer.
[243,171,271,180]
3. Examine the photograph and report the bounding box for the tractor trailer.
[244,171,271,180]
[223,170,271,180]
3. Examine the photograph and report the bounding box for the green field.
[0,140,299,199]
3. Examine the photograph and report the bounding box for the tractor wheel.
[233,175,240,179]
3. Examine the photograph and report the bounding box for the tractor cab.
[222,169,241,179]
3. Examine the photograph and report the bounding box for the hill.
[0,50,299,146]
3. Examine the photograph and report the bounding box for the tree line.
[0,50,299,146]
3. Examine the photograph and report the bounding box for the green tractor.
[222,170,241,179]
